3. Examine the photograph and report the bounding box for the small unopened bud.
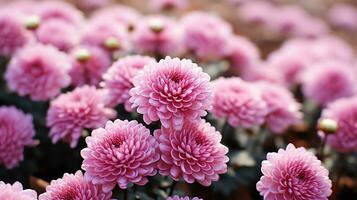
[104,37,120,50]
[318,118,338,134]
[75,49,91,62]
[24,15,41,30]
[149,18,164,33]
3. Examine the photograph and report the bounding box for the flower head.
[0,106,36,169]
[5,44,71,101]
[257,143,332,200]
[328,3,357,31]
[81,119,159,191]
[130,57,213,130]
[155,120,228,186]
[39,171,112,200]
[0,181,37,200]
[167,196,203,200]
[102,55,156,109]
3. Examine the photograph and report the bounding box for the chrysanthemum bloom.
[101,55,156,109]
[47,86,115,148]
[257,143,332,200]
[167,196,203,200]
[212,77,268,128]
[36,19,80,52]
[81,119,159,191]
[181,11,233,60]
[238,1,275,25]
[5,44,71,101]
[155,120,228,186]
[319,97,357,153]
[0,181,37,200]
[0,12,33,56]
[69,46,112,87]
[81,19,129,52]
[256,82,302,133]
[0,106,36,169]
[74,0,112,11]
[129,57,213,130]
[149,0,188,11]
[301,61,356,105]
[132,16,184,56]
[39,170,112,200]
[241,63,286,86]
[329,3,357,32]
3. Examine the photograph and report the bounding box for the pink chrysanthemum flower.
[101,55,156,109]
[81,119,159,191]
[238,1,275,25]
[0,106,36,169]
[39,170,112,200]
[319,97,357,153]
[328,3,357,31]
[69,46,112,87]
[74,0,112,11]
[36,19,80,52]
[257,143,332,200]
[155,120,228,186]
[241,63,286,86]
[212,77,268,128]
[149,0,188,11]
[132,16,184,56]
[0,181,37,200]
[6,1,40,16]
[301,61,356,105]
[167,196,203,200]
[47,86,115,148]
[129,57,213,130]
[0,12,33,56]
[256,82,302,133]
[181,11,233,60]
[5,44,71,101]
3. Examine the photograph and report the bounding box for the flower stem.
[168,181,177,196]
[318,135,328,161]
[124,189,128,200]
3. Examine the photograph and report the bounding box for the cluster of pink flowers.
[0,181,37,200]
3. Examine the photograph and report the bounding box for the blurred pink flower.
[212,77,268,128]
[301,61,356,105]
[329,4,357,31]
[241,63,286,86]
[5,44,71,101]
[257,82,302,133]
[167,196,203,200]
[101,55,156,109]
[149,0,188,11]
[81,119,159,191]
[257,143,332,200]
[39,170,112,200]
[155,120,228,186]
[75,0,112,11]
[132,15,184,56]
[0,106,36,169]
[181,11,233,60]
[319,97,357,153]
[129,57,213,130]
[238,1,275,25]
[0,181,37,200]
[69,46,112,87]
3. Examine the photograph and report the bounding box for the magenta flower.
[130,57,213,130]
[5,44,71,101]
[0,106,36,169]
[132,15,184,56]
[181,11,232,60]
[149,0,188,11]
[319,97,357,153]
[155,120,228,186]
[39,170,112,200]
[241,63,286,86]
[329,3,357,31]
[301,61,356,105]
[212,77,268,128]
[69,46,112,87]
[81,119,159,191]
[101,55,156,109]
[0,181,37,200]
[47,86,115,148]
[257,143,332,200]
[37,1,84,25]
[256,82,302,133]
[36,19,80,52]
[238,1,275,25]
[167,196,203,200]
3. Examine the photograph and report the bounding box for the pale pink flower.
[47,86,115,148]
[241,63,286,86]
[0,106,36,169]
[212,77,268,128]
[129,57,213,130]
[329,4,357,31]
[39,171,112,200]
[5,44,71,101]
[81,119,159,191]
[155,120,228,186]
[257,143,332,200]
[0,181,37,200]
[149,0,188,11]
[101,55,156,109]
[238,1,275,25]
[167,196,203,200]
